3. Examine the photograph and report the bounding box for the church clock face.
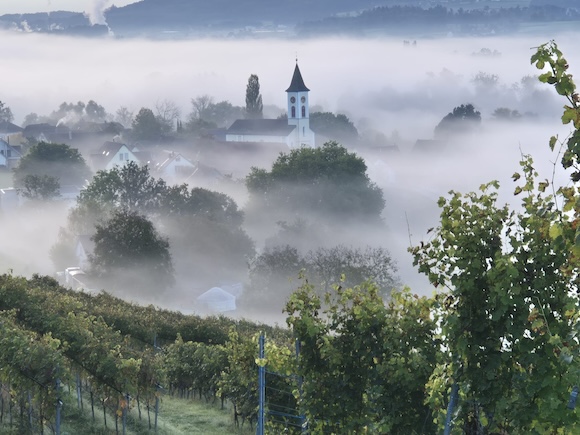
[290,97,296,103]
[301,96,306,103]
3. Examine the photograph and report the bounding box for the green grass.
[0,392,253,435]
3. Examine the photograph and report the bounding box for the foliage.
[19,174,61,200]
[132,107,163,140]
[310,111,358,144]
[409,41,580,432]
[246,244,399,310]
[245,74,263,119]
[13,141,92,188]
[0,100,14,123]
[90,209,175,291]
[434,103,481,139]
[154,99,181,133]
[246,141,385,224]
[66,162,253,287]
[492,107,522,121]
[286,282,438,434]
[188,95,243,128]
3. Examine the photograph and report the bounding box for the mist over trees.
[91,209,174,292]
[434,103,482,138]
[246,142,384,230]
[13,142,92,189]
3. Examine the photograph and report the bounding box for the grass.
[0,391,254,435]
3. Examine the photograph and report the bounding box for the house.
[156,151,197,184]
[0,121,23,144]
[75,235,95,271]
[0,139,22,169]
[197,287,237,313]
[225,63,316,148]
[23,123,72,144]
[90,141,140,171]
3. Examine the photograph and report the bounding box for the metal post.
[256,334,265,435]
[295,339,307,433]
[55,379,62,435]
[444,383,459,435]
[122,393,129,435]
[154,386,160,433]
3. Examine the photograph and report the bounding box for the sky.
[0,0,138,15]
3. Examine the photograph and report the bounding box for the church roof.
[286,64,310,92]
[227,119,296,136]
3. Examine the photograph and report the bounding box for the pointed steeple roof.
[286,63,310,92]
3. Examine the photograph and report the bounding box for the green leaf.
[562,107,577,125]
[549,135,557,151]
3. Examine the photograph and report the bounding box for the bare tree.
[154,99,181,133]
[190,95,214,120]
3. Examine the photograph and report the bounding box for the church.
[225,63,316,148]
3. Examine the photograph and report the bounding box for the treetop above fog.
[246,141,384,222]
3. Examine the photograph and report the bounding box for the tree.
[310,112,359,144]
[154,99,181,133]
[492,107,522,121]
[409,42,580,432]
[286,283,438,433]
[115,106,134,128]
[90,209,174,292]
[0,100,14,123]
[246,141,385,225]
[20,174,61,201]
[85,100,107,122]
[188,97,243,128]
[13,142,91,188]
[245,74,263,119]
[245,244,399,311]
[434,103,481,138]
[131,107,163,140]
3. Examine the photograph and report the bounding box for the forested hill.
[104,0,382,32]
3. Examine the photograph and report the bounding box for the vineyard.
[0,273,290,434]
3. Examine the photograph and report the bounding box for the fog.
[1,30,579,322]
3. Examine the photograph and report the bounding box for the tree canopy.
[434,103,481,138]
[246,141,384,224]
[131,107,163,140]
[245,74,263,119]
[310,111,359,144]
[13,141,92,188]
[91,209,174,292]
[0,100,14,123]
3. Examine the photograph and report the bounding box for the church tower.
[286,63,315,147]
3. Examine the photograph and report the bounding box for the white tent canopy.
[197,287,236,313]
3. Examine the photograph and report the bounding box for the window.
[119,153,123,161]
[303,127,305,135]
[291,106,296,118]
[301,106,306,117]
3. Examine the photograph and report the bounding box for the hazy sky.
[0,1,138,14]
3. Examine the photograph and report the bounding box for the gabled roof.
[76,235,96,255]
[157,152,196,172]
[227,119,295,136]
[0,121,23,134]
[97,141,126,156]
[286,64,310,93]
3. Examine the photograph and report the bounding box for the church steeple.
[286,62,314,148]
[286,64,310,93]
